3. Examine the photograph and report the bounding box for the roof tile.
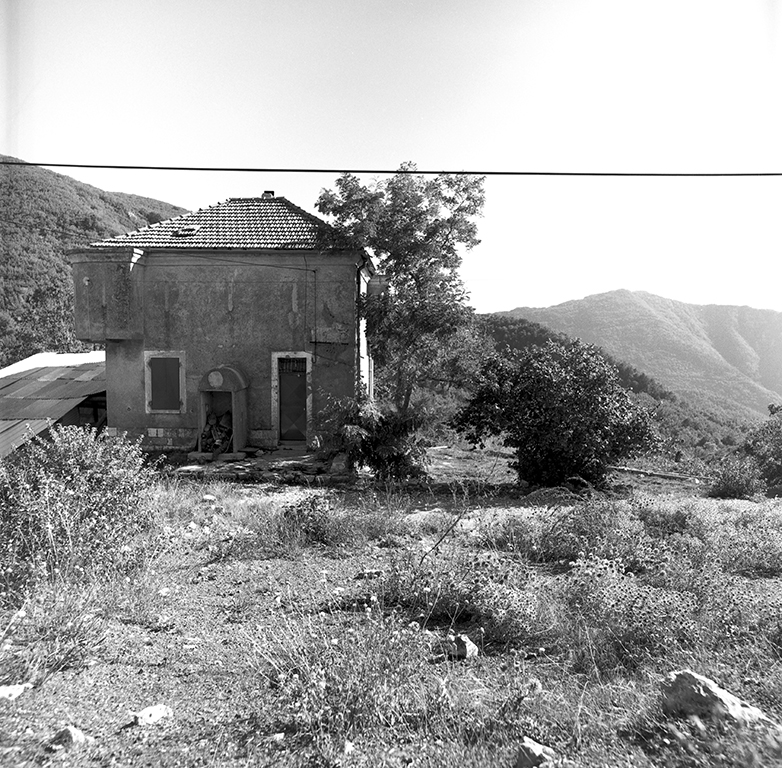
[90,197,334,250]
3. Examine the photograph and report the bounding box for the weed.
[0,425,156,602]
[476,510,538,554]
[708,456,766,499]
[559,555,698,673]
[713,505,782,577]
[0,580,106,685]
[634,496,695,537]
[248,609,459,744]
[528,500,653,571]
[379,549,552,647]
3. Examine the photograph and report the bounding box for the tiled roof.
[90,196,334,250]
[0,352,106,458]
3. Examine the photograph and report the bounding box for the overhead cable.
[2,160,781,177]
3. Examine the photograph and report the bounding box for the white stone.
[454,633,479,659]
[0,683,32,701]
[514,736,557,767]
[661,669,776,726]
[444,633,479,660]
[202,494,217,503]
[133,704,173,726]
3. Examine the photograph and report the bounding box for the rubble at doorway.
[171,447,352,484]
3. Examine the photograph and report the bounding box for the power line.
[2,159,782,177]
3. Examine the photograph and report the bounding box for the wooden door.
[278,358,307,441]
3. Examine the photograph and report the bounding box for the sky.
[2,0,782,314]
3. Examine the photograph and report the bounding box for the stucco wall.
[72,248,367,449]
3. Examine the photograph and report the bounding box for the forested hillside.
[0,156,186,366]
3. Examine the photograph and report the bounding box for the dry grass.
[3,454,782,766]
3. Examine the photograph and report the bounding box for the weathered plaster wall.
[74,249,365,448]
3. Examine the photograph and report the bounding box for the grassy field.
[3,440,782,767]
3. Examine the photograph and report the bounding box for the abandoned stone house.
[68,194,374,453]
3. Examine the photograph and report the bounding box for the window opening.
[279,357,306,374]
[146,353,184,412]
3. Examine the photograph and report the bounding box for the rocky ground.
[3,447,782,767]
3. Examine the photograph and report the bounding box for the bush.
[707,456,765,499]
[315,390,427,479]
[379,550,547,646]
[0,425,156,601]
[453,340,658,486]
[713,506,782,577]
[560,555,698,673]
[634,497,695,537]
[248,609,457,742]
[536,501,649,565]
[745,417,782,487]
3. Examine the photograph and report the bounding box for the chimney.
[262,190,275,198]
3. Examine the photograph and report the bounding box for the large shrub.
[453,340,658,486]
[315,390,427,479]
[745,417,782,487]
[707,455,766,499]
[0,425,156,600]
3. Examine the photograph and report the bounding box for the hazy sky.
[2,0,782,313]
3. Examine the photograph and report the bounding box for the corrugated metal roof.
[89,197,335,251]
[0,420,52,458]
[0,352,107,458]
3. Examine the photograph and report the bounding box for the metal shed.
[0,351,106,458]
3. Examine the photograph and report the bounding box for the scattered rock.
[130,704,174,727]
[49,725,94,749]
[446,633,479,660]
[0,683,32,701]
[513,736,557,767]
[661,669,776,726]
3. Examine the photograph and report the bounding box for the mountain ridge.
[501,289,782,419]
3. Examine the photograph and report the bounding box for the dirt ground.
[0,446,721,767]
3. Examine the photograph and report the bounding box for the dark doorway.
[279,357,307,442]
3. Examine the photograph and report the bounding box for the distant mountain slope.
[502,290,782,420]
[0,155,187,365]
